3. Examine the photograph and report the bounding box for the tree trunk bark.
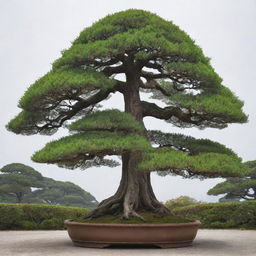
[88,64,170,220]
[88,151,169,219]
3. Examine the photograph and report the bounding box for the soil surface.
[0,229,255,256]
[80,212,192,224]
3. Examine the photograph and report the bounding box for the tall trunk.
[122,67,169,218]
[88,64,170,219]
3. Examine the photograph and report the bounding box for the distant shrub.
[173,201,256,229]
[0,203,89,230]
[165,196,202,210]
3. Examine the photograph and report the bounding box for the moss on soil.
[79,211,194,224]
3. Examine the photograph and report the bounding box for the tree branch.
[38,81,125,131]
[141,70,200,90]
[141,70,170,80]
[139,79,172,97]
[141,101,203,125]
[101,65,125,76]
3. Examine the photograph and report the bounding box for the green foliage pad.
[69,109,144,133]
[32,131,150,166]
[139,148,247,178]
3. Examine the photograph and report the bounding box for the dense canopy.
[8,9,247,136]
[7,9,248,219]
[32,130,150,169]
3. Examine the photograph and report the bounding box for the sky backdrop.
[0,0,255,203]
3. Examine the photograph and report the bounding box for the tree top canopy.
[7,9,247,136]
[7,9,248,179]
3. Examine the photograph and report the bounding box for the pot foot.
[155,241,193,248]
[73,241,110,248]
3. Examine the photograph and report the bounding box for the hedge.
[0,203,89,230]
[1,202,256,230]
[173,201,256,229]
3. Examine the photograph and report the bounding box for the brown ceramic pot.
[64,219,201,248]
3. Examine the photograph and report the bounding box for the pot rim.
[64,219,201,227]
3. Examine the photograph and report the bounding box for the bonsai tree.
[0,163,43,203]
[208,161,256,201]
[27,177,98,209]
[165,196,202,210]
[7,10,248,220]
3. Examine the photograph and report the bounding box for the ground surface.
[0,229,255,256]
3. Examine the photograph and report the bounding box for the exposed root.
[86,196,123,219]
[85,152,171,222]
[130,211,146,222]
[154,204,172,215]
[121,210,146,222]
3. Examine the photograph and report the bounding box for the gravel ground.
[0,229,256,256]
